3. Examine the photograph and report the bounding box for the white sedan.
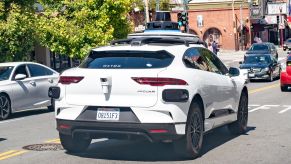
[0,62,59,120]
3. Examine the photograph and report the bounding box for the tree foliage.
[0,1,36,62]
[0,0,136,61]
[36,0,133,59]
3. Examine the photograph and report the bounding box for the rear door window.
[28,64,54,77]
[79,50,174,69]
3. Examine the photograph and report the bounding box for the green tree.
[36,0,134,59]
[0,1,36,62]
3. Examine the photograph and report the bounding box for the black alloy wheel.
[228,91,248,134]
[0,93,11,120]
[174,102,204,159]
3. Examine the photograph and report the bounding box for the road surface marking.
[0,150,28,161]
[249,83,280,94]
[45,138,60,143]
[248,105,260,109]
[249,105,280,113]
[279,106,291,114]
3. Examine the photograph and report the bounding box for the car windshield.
[244,55,271,64]
[79,50,174,69]
[250,44,269,51]
[0,66,14,81]
[287,40,291,43]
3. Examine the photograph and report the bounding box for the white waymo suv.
[50,37,248,159]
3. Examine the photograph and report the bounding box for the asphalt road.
[0,52,290,164]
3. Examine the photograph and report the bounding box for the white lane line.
[248,105,260,109]
[249,105,280,113]
[278,106,291,114]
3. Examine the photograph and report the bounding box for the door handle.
[30,81,36,86]
[48,79,53,83]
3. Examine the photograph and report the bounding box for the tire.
[59,133,91,153]
[174,102,204,159]
[228,91,248,135]
[268,71,273,82]
[0,93,11,120]
[283,48,286,51]
[281,85,288,92]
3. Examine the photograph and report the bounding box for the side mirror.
[14,74,27,80]
[239,61,243,64]
[229,67,240,77]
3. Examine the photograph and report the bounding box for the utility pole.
[279,7,283,47]
[240,4,243,50]
[232,0,237,51]
[145,0,150,23]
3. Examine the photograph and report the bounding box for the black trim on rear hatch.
[79,50,174,69]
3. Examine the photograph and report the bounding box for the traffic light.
[177,13,182,26]
[181,12,188,26]
[277,15,280,24]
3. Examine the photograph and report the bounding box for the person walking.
[212,40,218,55]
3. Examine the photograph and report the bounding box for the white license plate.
[248,73,255,78]
[96,108,120,121]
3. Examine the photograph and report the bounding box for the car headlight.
[262,67,269,72]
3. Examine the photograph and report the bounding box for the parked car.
[239,54,281,82]
[246,42,278,59]
[283,38,291,51]
[0,62,59,120]
[280,55,291,91]
[50,37,248,159]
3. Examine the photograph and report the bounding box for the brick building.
[171,0,251,51]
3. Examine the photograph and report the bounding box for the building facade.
[171,0,251,50]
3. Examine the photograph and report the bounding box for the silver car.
[0,62,59,120]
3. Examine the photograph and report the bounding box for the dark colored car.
[283,38,291,51]
[240,54,281,82]
[247,42,278,59]
[280,55,291,91]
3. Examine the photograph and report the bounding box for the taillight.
[132,77,188,86]
[59,76,84,84]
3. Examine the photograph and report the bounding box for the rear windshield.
[79,50,174,69]
[250,44,269,51]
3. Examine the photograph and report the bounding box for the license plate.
[248,73,255,78]
[96,108,120,121]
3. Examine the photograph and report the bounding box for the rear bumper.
[56,119,183,142]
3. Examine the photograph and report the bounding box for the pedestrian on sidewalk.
[212,40,218,55]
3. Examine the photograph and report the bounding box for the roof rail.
[110,37,206,47]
